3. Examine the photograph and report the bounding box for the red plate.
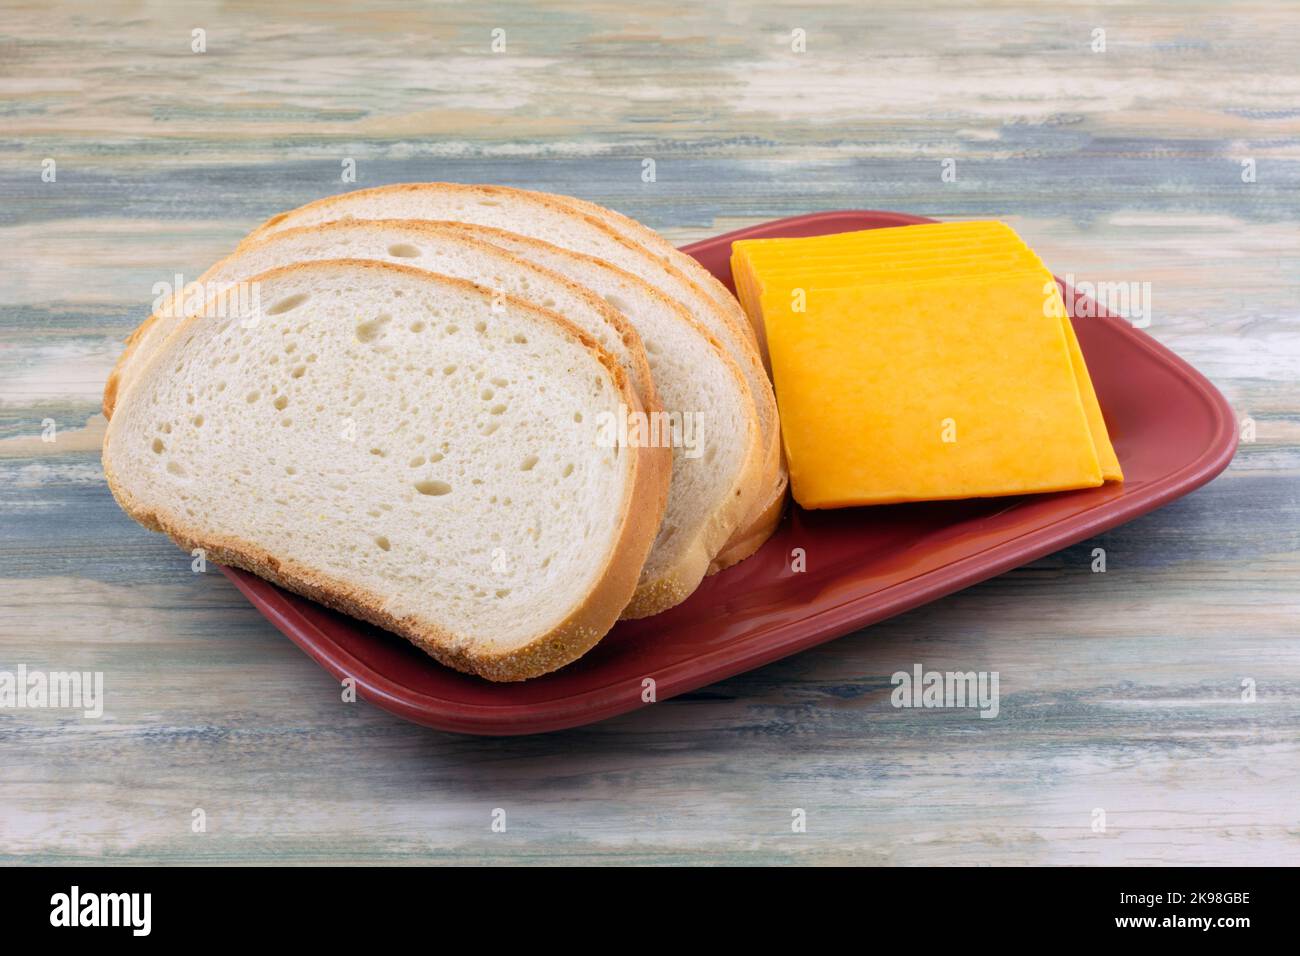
[220,211,1238,735]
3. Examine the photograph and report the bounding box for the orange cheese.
[760,271,1105,507]
[753,248,1044,286]
[1047,281,1123,481]
[733,220,1013,263]
[733,222,1122,486]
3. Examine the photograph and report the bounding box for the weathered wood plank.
[1,0,1297,865]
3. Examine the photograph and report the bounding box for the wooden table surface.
[2,1,1297,865]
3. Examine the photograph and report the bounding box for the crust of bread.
[707,472,788,574]
[103,259,670,681]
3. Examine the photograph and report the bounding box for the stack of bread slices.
[103,184,785,681]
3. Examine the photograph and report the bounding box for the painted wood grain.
[0,0,1297,865]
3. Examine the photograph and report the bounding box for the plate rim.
[222,210,1240,735]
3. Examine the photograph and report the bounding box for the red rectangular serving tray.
[220,210,1238,735]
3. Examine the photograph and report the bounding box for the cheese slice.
[753,248,1043,285]
[732,223,1028,332]
[760,270,1105,508]
[731,222,1122,488]
[744,233,1030,274]
[734,220,1013,263]
[1046,279,1123,481]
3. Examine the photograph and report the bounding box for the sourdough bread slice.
[103,260,667,681]
[237,184,782,523]
[425,221,766,616]
[112,217,752,615]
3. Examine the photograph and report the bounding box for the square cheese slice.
[732,227,1122,486]
[761,271,1105,507]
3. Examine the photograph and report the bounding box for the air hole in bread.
[491,377,508,387]
[474,320,487,333]
[481,422,500,436]
[572,412,582,423]
[512,334,527,344]
[387,243,421,258]
[374,535,391,551]
[442,364,457,375]
[409,321,425,333]
[246,390,260,403]
[520,455,539,471]
[414,479,452,496]
[291,365,307,379]
[267,293,310,315]
[490,404,507,415]
[355,314,391,343]
[408,455,426,468]
[192,414,204,427]
[602,293,632,314]
[273,395,289,411]
[369,447,386,457]
[481,388,494,400]
[562,463,574,478]
[151,437,165,454]
[166,460,186,476]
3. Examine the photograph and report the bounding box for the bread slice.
[237,184,783,537]
[423,221,767,616]
[102,259,668,680]
[110,218,757,616]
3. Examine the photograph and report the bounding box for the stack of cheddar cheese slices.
[730,221,1122,509]
[103,184,785,681]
